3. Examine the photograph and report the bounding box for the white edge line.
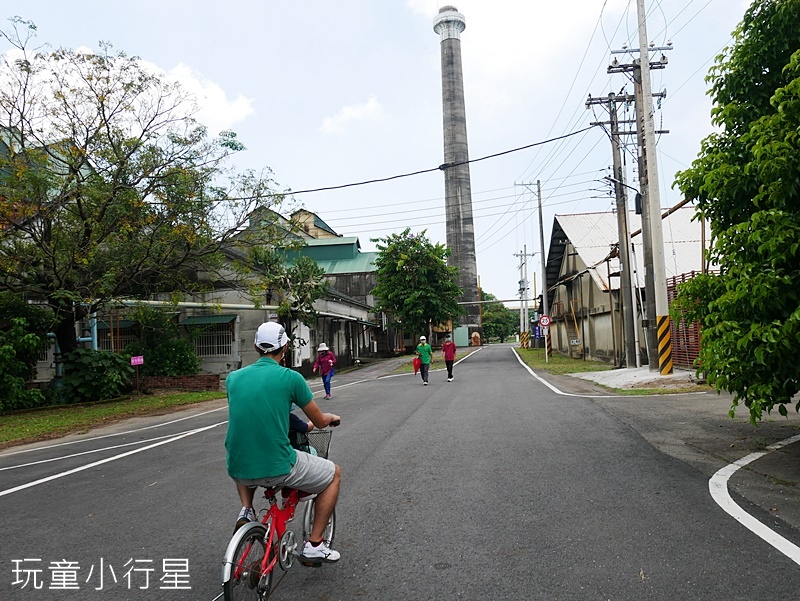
[511,347,706,398]
[0,431,195,472]
[709,433,800,566]
[1,405,228,457]
[0,421,226,498]
[513,346,800,566]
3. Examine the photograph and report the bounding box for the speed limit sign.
[539,315,551,327]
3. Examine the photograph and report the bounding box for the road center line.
[0,421,227,498]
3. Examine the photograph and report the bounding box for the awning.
[96,319,138,330]
[181,314,237,326]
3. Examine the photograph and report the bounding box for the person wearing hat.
[312,342,337,400]
[415,335,433,385]
[225,322,342,563]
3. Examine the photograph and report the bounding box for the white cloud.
[319,95,386,135]
[166,63,255,135]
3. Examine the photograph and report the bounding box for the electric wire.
[286,126,597,196]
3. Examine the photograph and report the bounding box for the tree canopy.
[371,228,463,338]
[0,19,300,357]
[673,0,800,423]
[480,290,517,342]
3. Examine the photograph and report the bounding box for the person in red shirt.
[441,335,457,382]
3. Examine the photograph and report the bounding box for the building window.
[193,323,233,357]
[182,315,237,358]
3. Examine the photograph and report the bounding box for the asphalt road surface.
[2,344,800,600]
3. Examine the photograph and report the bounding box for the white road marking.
[511,347,705,398]
[0,405,227,457]
[0,421,226,498]
[0,431,189,472]
[512,346,800,566]
[709,434,800,566]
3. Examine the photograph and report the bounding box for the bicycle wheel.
[223,524,273,601]
[302,502,336,547]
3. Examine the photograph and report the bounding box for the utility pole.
[536,180,551,362]
[587,91,639,368]
[513,246,537,348]
[513,180,551,360]
[635,0,672,375]
[608,5,673,374]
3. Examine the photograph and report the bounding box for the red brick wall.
[143,374,221,391]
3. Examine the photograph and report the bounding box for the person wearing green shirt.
[415,335,433,385]
[225,322,342,563]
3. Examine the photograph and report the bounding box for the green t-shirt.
[225,357,314,480]
[416,343,433,365]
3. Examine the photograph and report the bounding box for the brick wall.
[143,374,221,391]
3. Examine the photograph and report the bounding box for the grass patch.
[604,385,711,396]
[515,347,613,376]
[0,390,224,449]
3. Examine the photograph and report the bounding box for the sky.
[1,0,750,306]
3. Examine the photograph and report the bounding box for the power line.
[285,126,597,196]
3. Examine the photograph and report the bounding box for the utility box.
[454,326,470,347]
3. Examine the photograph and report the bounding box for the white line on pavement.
[511,347,705,398]
[0,421,227,498]
[0,431,190,472]
[709,434,800,566]
[0,406,227,457]
[512,346,800,567]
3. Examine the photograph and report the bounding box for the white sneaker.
[423,381,428,386]
[447,377,453,382]
[300,540,340,563]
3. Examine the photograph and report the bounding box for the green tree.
[480,290,517,342]
[123,305,200,377]
[0,19,295,363]
[673,0,800,423]
[371,228,463,338]
[0,292,55,410]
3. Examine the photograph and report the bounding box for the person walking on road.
[441,334,457,382]
[313,343,337,399]
[416,335,433,385]
[225,322,342,563]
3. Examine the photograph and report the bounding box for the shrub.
[0,318,46,411]
[123,305,201,376]
[62,348,134,403]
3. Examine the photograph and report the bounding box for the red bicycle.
[221,430,336,600]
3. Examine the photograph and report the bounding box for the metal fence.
[666,271,705,369]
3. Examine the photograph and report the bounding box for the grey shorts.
[234,450,336,495]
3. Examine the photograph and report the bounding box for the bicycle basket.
[305,430,333,459]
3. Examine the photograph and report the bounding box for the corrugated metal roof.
[181,314,237,326]
[315,251,378,274]
[554,205,712,291]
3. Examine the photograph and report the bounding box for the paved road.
[2,344,800,600]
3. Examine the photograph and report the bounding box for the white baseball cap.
[255,322,290,352]
[420,336,426,341]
